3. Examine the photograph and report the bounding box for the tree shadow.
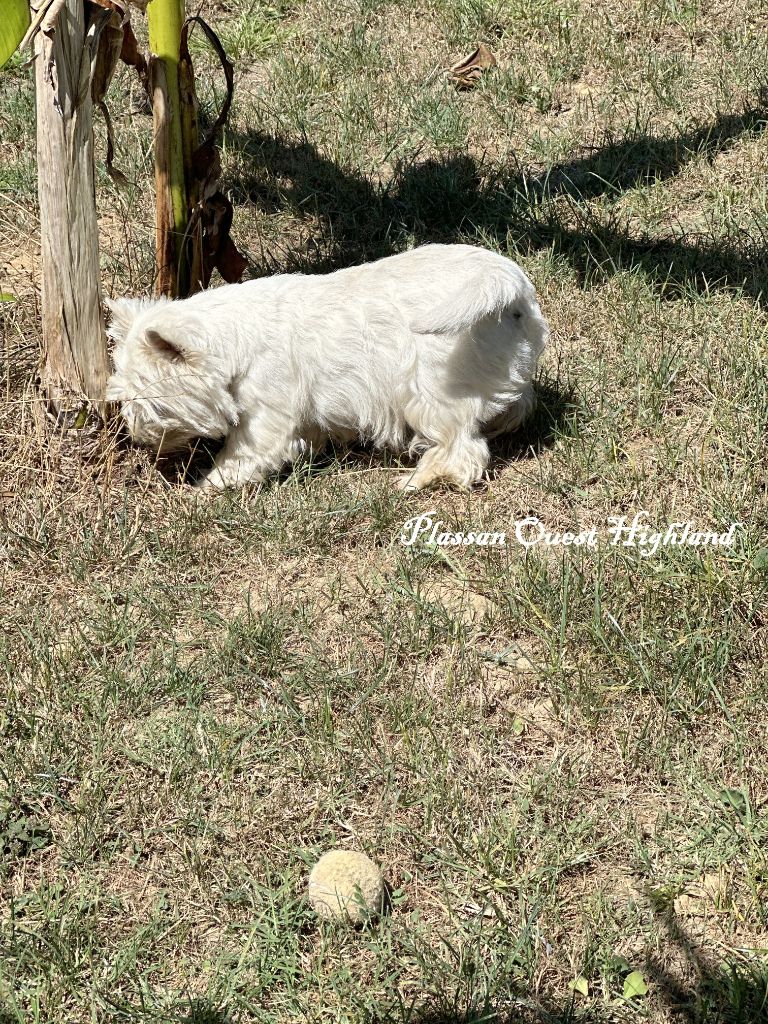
[523,102,768,202]
[643,899,768,1023]
[403,906,768,1023]
[131,99,768,487]
[226,94,768,301]
[405,934,768,1023]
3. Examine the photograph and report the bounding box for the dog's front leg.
[198,411,301,491]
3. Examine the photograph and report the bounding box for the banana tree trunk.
[34,0,109,423]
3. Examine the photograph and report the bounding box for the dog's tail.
[407,249,540,337]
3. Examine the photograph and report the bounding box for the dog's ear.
[144,329,186,363]
[104,297,148,342]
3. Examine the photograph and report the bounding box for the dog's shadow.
[150,378,580,492]
[491,379,582,466]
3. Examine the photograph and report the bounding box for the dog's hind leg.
[397,432,489,490]
[198,408,306,491]
[483,382,537,439]
[398,400,489,490]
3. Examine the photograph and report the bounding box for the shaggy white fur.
[106,244,549,490]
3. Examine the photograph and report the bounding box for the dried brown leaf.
[178,17,245,292]
[448,42,496,90]
[89,2,126,105]
[119,19,149,99]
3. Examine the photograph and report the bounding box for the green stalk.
[147,0,188,295]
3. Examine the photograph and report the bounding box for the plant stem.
[147,0,188,296]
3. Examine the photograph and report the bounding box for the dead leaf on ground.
[673,872,729,918]
[447,43,496,90]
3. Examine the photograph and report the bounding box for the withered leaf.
[448,43,496,90]
[97,99,131,185]
[89,0,126,105]
[216,234,248,284]
[180,17,246,293]
[119,20,149,102]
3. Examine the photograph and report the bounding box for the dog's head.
[105,296,239,453]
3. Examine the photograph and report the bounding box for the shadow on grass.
[131,99,768,487]
[227,94,768,301]
[492,379,584,466]
[409,965,768,1022]
[405,905,768,1024]
[642,900,768,1023]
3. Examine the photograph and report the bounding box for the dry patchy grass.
[1,0,768,1022]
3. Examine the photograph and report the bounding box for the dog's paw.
[197,462,267,493]
[196,473,226,493]
[395,473,423,492]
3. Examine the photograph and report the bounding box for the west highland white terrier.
[106,244,549,490]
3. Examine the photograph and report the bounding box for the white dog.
[106,244,549,490]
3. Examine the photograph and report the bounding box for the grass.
[1,0,768,1021]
